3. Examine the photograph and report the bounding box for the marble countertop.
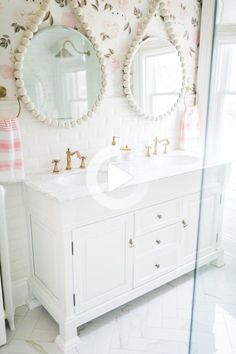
[24,151,234,202]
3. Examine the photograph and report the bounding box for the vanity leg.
[211,249,225,268]
[26,297,41,310]
[26,282,41,310]
[55,322,80,354]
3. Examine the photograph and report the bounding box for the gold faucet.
[153,138,170,155]
[52,159,60,173]
[66,148,87,170]
[145,146,152,157]
[79,156,87,169]
[153,137,158,155]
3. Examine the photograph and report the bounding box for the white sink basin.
[152,154,200,166]
[55,154,199,188]
[56,170,108,187]
[164,155,199,165]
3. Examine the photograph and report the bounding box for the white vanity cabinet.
[24,166,228,353]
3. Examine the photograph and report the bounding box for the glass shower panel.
[189,1,236,353]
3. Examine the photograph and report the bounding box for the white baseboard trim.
[223,234,236,259]
[12,278,29,309]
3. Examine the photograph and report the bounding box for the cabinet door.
[182,187,220,264]
[72,214,133,312]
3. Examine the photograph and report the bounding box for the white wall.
[0,0,202,307]
[217,0,236,24]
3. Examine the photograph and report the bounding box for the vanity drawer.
[135,223,181,257]
[134,245,178,287]
[135,199,181,236]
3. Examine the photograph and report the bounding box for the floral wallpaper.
[0,0,201,98]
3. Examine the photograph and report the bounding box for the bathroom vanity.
[24,155,229,353]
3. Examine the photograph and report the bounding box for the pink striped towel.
[179,107,187,150]
[0,118,25,182]
[179,106,200,151]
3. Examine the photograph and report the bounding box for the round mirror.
[22,26,103,123]
[126,37,184,119]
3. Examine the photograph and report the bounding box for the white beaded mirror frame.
[14,0,107,129]
[123,0,187,121]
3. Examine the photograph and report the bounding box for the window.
[144,49,181,116]
[210,28,236,155]
[132,43,182,117]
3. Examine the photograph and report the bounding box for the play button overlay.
[108,164,132,192]
[86,146,148,210]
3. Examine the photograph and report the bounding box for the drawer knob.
[156,240,161,245]
[156,214,162,219]
[155,264,160,269]
[129,238,135,248]
[182,220,188,228]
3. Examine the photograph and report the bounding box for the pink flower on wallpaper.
[118,0,129,12]
[179,6,189,22]
[166,0,175,11]
[14,9,28,26]
[193,30,200,46]
[0,65,14,79]
[104,23,120,39]
[61,12,77,28]
[106,56,121,72]
[137,20,143,32]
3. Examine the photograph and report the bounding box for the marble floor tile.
[1,255,236,354]
[15,306,28,317]
[13,307,44,341]
[29,329,59,343]
[0,339,59,354]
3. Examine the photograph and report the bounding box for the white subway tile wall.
[19,98,179,173]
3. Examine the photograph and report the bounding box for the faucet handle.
[163,139,170,154]
[112,136,120,146]
[52,159,60,173]
[153,137,158,155]
[80,156,87,169]
[145,146,152,158]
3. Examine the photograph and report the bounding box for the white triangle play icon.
[108,164,133,192]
